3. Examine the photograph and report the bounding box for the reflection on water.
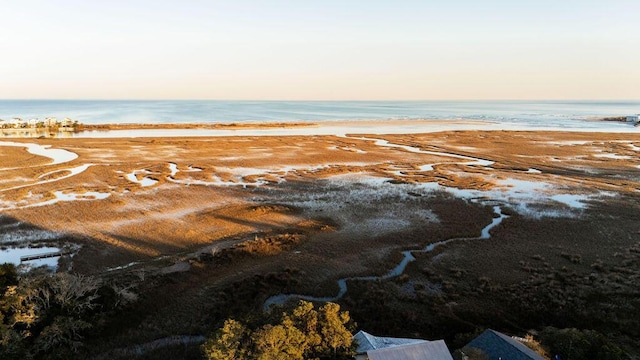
[0,246,61,270]
[550,194,590,209]
[1,129,76,138]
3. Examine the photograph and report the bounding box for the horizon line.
[1,98,639,102]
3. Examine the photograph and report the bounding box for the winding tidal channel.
[263,206,508,310]
[264,135,507,310]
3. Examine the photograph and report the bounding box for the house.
[353,331,453,360]
[28,118,39,128]
[10,118,25,128]
[463,329,544,360]
[61,117,74,127]
[45,117,58,127]
[366,341,454,360]
[626,115,639,123]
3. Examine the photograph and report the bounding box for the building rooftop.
[366,340,454,360]
[353,330,428,353]
[465,329,544,360]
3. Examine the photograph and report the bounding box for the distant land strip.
[80,122,318,131]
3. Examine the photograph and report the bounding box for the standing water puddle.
[0,141,78,168]
[0,246,62,270]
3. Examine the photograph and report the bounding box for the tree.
[0,264,19,343]
[523,334,551,360]
[202,319,250,360]
[253,319,308,360]
[1,271,130,358]
[540,327,625,360]
[0,328,27,360]
[33,316,92,357]
[286,300,321,350]
[203,301,356,360]
[0,267,25,359]
[0,264,18,290]
[317,302,354,359]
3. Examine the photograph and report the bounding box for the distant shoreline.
[78,119,490,130]
[0,119,497,139]
[78,121,318,131]
[0,118,636,139]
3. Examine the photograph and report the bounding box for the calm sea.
[0,100,638,131]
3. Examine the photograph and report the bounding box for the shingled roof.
[465,329,544,360]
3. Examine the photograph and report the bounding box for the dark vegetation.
[539,327,626,360]
[337,201,640,359]
[599,117,627,122]
[2,196,638,359]
[217,232,306,258]
[0,264,137,359]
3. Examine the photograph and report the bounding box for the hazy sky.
[1,0,638,100]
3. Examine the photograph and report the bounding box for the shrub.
[540,327,625,360]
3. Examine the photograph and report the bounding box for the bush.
[0,271,137,359]
[540,327,626,360]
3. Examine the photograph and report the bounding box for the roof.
[353,330,427,353]
[367,340,454,360]
[465,329,544,360]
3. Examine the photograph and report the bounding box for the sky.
[0,0,639,100]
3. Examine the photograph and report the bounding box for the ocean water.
[0,100,638,131]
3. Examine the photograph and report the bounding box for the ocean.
[0,100,638,132]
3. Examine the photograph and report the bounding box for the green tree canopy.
[203,300,356,360]
[202,319,250,360]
